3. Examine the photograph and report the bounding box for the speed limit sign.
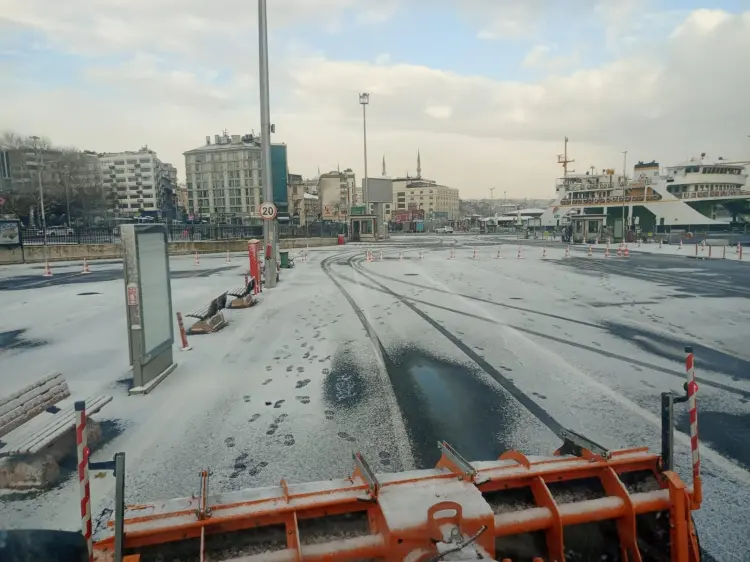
[260,202,277,220]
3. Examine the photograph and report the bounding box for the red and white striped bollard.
[75,401,93,562]
[685,346,702,505]
[176,312,192,351]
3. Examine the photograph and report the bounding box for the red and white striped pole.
[176,312,192,351]
[685,346,702,505]
[74,401,93,562]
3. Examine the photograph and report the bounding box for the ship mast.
[557,136,575,177]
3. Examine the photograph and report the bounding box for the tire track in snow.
[319,252,415,468]
[345,255,565,437]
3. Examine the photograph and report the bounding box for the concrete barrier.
[0,237,339,265]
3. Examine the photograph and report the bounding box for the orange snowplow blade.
[94,443,700,562]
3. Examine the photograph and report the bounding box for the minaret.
[417,150,422,179]
[382,155,386,176]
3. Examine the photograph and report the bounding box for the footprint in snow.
[296,396,310,404]
[295,379,310,389]
[262,378,272,385]
[303,352,310,359]
[248,413,261,423]
[265,365,272,371]
[266,423,278,436]
[301,342,307,348]
[243,395,251,403]
[325,410,334,420]
[337,432,356,443]
[273,399,285,408]
[379,451,392,466]
[284,434,295,446]
[224,437,236,448]
[297,366,305,373]
[286,365,294,372]
[248,461,268,477]
[322,368,330,375]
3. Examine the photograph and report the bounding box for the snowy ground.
[1,238,749,561]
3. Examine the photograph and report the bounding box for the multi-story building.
[389,178,459,221]
[288,173,322,225]
[318,170,354,222]
[183,132,267,224]
[99,147,174,218]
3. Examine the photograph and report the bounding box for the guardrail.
[20,223,347,246]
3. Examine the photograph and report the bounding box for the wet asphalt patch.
[0,329,47,352]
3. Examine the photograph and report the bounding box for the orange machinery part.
[94,443,701,562]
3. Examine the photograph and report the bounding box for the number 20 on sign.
[260,202,277,220]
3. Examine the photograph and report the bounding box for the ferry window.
[576,221,583,233]
[589,221,599,233]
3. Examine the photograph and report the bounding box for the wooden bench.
[186,292,229,334]
[0,373,112,489]
[226,283,256,309]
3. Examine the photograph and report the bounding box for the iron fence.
[20,222,347,246]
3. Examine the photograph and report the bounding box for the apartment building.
[386,178,460,221]
[99,147,175,217]
[183,132,268,223]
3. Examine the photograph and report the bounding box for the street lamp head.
[359,92,370,105]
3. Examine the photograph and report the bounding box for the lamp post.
[621,150,628,235]
[258,0,276,288]
[359,93,369,209]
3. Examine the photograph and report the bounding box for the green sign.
[350,205,367,216]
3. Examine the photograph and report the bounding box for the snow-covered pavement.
[1,240,748,561]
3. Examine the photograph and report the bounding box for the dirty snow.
[1,237,748,561]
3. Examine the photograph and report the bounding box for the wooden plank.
[20,396,112,455]
[1,395,112,457]
[0,383,70,437]
[0,373,64,416]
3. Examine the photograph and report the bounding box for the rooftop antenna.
[557,136,575,176]
[417,150,422,179]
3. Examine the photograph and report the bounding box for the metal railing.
[20,223,347,246]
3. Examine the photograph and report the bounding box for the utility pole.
[489,187,495,215]
[258,0,276,288]
[63,164,71,227]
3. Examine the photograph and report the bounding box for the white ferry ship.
[540,141,750,235]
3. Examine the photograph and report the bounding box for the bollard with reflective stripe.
[685,346,702,506]
[176,312,192,351]
[75,401,93,562]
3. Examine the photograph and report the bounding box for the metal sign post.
[121,224,178,395]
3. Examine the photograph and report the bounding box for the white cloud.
[424,105,453,119]
[375,53,391,65]
[522,45,580,73]
[1,3,749,199]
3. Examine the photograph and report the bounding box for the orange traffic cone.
[194,252,200,265]
[42,260,53,277]
[81,258,91,274]
[624,247,629,258]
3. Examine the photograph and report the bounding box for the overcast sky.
[1,1,748,198]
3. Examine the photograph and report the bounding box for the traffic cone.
[617,247,623,257]
[42,260,53,277]
[678,240,683,251]
[517,247,524,259]
[541,246,547,259]
[736,242,741,254]
[194,252,200,265]
[81,258,91,274]
[604,247,610,258]
[588,246,593,257]
[225,251,231,263]
[564,245,570,258]
[624,247,629,258]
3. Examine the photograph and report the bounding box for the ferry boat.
[540,140,750,235]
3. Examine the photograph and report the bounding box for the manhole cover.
[77,292,101,296]
[404,273,419,276]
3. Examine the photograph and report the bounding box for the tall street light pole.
[621,150,628,236]
[258,0,276,288]
[359,93,369,209]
